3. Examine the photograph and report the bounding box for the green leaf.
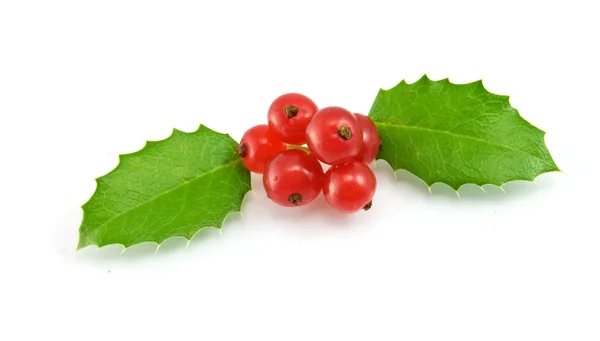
[368,75,560,190]
[78,125,251,250]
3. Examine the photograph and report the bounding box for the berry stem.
[286,144,310,152]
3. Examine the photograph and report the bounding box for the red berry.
[354,113,381,164]
[305,106,363,165]
[237,124,287,174]
[263,149,324,207]
[268,93,318,145]
[323,160,377,213]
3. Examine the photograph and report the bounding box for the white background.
[1,1,598,340]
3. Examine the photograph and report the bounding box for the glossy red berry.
[263,149,324,207]
[354,113,381,164]
[268,93,318,145]
[305,106,363,165]
[323,160,377,213]
[237,124,287,174]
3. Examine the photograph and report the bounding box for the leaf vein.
[84,158,241,236]
[375,121,553,167]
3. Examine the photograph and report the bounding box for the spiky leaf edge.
[369,74,562,192]
[77,124,251,252]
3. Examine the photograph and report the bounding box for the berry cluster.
[237,93,381,213]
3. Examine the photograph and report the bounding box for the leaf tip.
[171,127,185,135]
[75,241,87,252]
[196,123,225,136]
[472,78,484,87]
[223,132,238,143]
[194,123,208,133]
[474,78,513,102]
[419,73,432,82]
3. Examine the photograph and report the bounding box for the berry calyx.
[237,124,287,174]
[305,106,363,165]
[337,126,353,140]
[287,193,303,205]
[268,93,318,145]
[323,160,377,213]
[235,143,248,157]
[284,105,299,118]
[263,149,324,207]
[354,113,381,164]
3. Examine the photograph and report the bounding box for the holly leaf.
[78,125,251,250]
[368,75,559,190]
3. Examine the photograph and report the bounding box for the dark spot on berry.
[236,143,247,158]
[337,126,353,140]
[363,200,373,211]
[284,105,299,118]
[288,193,302,205]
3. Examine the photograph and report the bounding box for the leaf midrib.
[83,158,242,236]
[375,121,554,166]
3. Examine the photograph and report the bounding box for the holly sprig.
[77,75,559,251]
